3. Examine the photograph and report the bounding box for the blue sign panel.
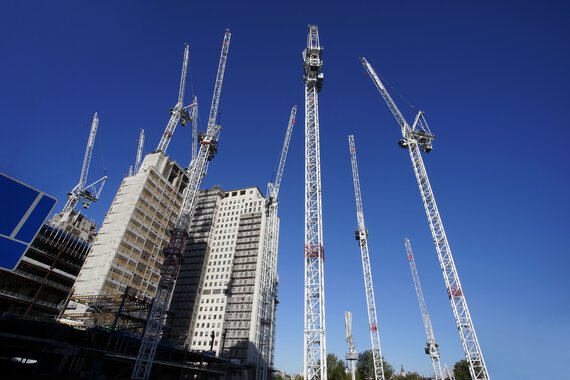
[0,173,57,270]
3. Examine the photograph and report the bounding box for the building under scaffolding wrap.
[67,152,189,310]
[0,220,93,317]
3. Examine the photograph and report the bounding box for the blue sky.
[1,1,569,378]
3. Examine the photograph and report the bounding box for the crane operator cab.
[401,130,435,153]
[198,131,218,161]
[180,108,191,126]
[354,229,369,246]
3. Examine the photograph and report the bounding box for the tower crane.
[404,238,444,380]
[348,135,386,380]
[445,364,455,380]
[132,30,231,380]
[190,96,199,160]
[255,105,296,380]
[344,311,357,380]
[156,44,197,154]
[361,57,490,380]
[303,24,327,380]
[59,112,107,223]
[129,129,145,176]
[135,129,145,175]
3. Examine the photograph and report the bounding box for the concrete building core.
[51,209,98,243]
[69,152,189,304]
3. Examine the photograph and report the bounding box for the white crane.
[59,112,107,222]
[404,238,444,380]
[190,95,199,161]
[348,135,386,380]
[134,129,145,175]
[303,24,327,380]
[445,364,455,380]
[256,105,296,380]
[361,57,490,380]
[156,44,197,154]
[128,129,145,176]
[132,30,231,380]
[345,311,357,380]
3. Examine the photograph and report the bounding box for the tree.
[355,350,394,380]
[392,372,426,380]
[327,353,350,380]
[453,359,472,380]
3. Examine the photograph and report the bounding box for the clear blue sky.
[1,1,569,379]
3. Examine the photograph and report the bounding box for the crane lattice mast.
[135,129,145,175]
[303,24,327,380]
[191,96,199,161]
[344,311,357,380]
[132,31,231,380]
[60,112,107,218]
[445,364,455,380]
[361,57,490,380]
[255,105,296,380]
[348,135,386,380]
[404,238,444,380]
[156,44,195,153]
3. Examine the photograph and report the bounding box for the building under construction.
[66,151,189,311]
[0,216,93,318]
[167,186,278,380]
[0,313,235,379]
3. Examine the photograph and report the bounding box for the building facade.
[0,219,92,318]
[68,152,189,305]
[169,186,278,378]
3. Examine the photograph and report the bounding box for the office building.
[169,186,278,378]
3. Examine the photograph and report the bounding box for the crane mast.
[191,96,199,161]
[404,238,444,380]
[255,105,296,380]
[361,57,490,380]
[303,24,327,380]
[445,364,455,380]
[348,135,386,380]
[132,31,231,380]
[345,311,357,380]
[135,129,145,175]
[60,112,107,217]
[156,44,193,153]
